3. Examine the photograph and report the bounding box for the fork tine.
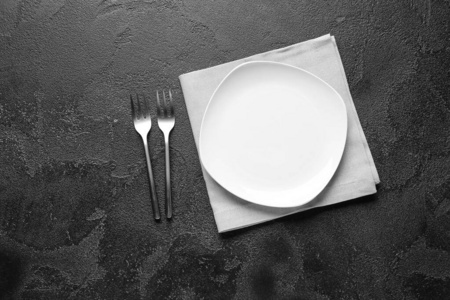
[136,94,143,119]
[142,94,150,118]
[163,90,168,117]
[156,90,162,117]
[130,94,136,119]
[168,89,174,117]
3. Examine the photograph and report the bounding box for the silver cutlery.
[156,90,175,219]
[131,93,161,220]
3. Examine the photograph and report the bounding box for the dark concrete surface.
[1,0,449,299]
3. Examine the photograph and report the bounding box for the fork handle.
[164,136,172,219]
[142,137,161,220]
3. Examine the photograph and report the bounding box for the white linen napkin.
[179,34,380,233]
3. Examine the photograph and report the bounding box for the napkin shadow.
[283,192,379,223]
[220,189,378,238]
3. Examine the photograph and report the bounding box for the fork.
[156,90,175,219]
[130,93,161,220]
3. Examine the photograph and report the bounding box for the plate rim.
[199,60,348,208]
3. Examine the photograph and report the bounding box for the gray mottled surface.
[1,0,450,299]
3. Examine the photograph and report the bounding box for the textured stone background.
[1,0,450,299]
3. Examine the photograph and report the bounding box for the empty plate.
[199,61,347,207]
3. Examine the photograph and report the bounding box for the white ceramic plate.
[199,61,347,207]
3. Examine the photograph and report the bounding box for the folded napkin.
[179,34,380,233]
